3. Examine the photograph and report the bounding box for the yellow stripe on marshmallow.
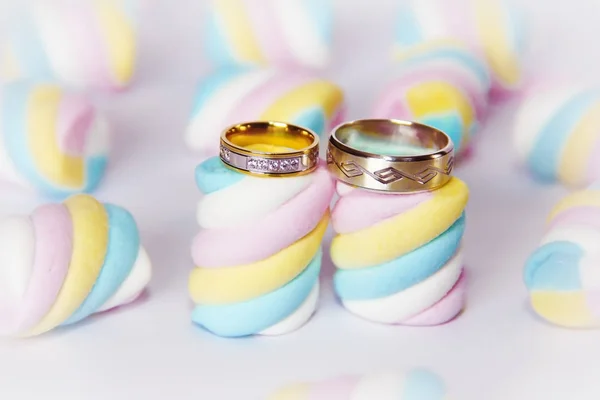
[189,212,330,304]
[331,178,469,269]
[26,195,109,336]
[92,0,136,85]
[213,0,264,64]
[28,85,86,188]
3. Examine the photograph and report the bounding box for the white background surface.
[1,1,600,399]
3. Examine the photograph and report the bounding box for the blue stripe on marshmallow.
[63,204,140,325]
[524,241,583,291]
[403,369,447,400]
[528,91,600,181]
[335,214,465,300]
[195,156,245,195]
[192,249,322,337]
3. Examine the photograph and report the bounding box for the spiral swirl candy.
[373,45,491,155]
[524,184,600,328]
[0,0,139,90]
[330,178,469,325]
[189,157,333,337]
[267,369,450,400]
[0,194,152,337]
[205,0,332,69]
[185,68,345,155]
[393,0,526,93]
[514,87,600,188]
[0,82,110,197]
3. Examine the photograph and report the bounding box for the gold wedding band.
[220,121,319,177]
[326,119,454,193]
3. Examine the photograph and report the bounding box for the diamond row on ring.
[247,157,301,172]
[220,144,314,174]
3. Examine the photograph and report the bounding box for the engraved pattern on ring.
[327,149,454,186]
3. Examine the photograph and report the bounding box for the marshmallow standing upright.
[330,177,469,325]
[189,157,334,337]
[0,194,152,337]
[0,82,110,197]
[1,0,140,90]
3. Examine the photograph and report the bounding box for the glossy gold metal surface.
[327,119,454,193]
[220,121,319,177]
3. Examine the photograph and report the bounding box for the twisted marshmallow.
[1,0,139,90]
[189,157,333,337]
[373,44,491,155]
[185,68,345,155]
[267,369,450,400]
[514,86,600,187]
[394,0,526,93]
[330,178,469,325]
[0,82,109,197]
[205,0,332,69]
[524,183,600,328]
[0,194,152,337]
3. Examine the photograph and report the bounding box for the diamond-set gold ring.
[220,121,320,178]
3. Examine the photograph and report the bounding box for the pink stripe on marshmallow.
[225,71,317,124]
[308,375,361,400]
[242,0,296,66]
[57,94,95,156]
[62,1,114,89]
[192,165,334,268]
[332,189,432,234]
[586,289,600,319]
[548,207,600,231]
[0,204,72,336]
[400,270,466,326]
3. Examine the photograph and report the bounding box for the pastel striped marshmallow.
[0,82,110,198]
[524,183,600,328]
[393,0,526,94]
[185,68,345,156]
[373,44,491,155]
[189,157,334,337]
[1,0,140,90]
[267,369,450,400]
[0,194,152,337]
[205,0,332,69]
[514,86,600,188]
[330,176,469,325]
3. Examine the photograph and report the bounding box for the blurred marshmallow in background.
[189,0,341,158]
[524,183,600,328]
[0,81,110,198]
[393,0,527,96]
[185,68,345,156]
[204,0,333,70]
[372,44,491,157]
[514,84,600,188]
[267,368,450,400]
[0,0,142,90]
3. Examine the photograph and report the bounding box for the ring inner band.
[333,119,450,158]
[226,123,315,153]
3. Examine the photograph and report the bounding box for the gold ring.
[326,119,454,193]
[220,121,319,177]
